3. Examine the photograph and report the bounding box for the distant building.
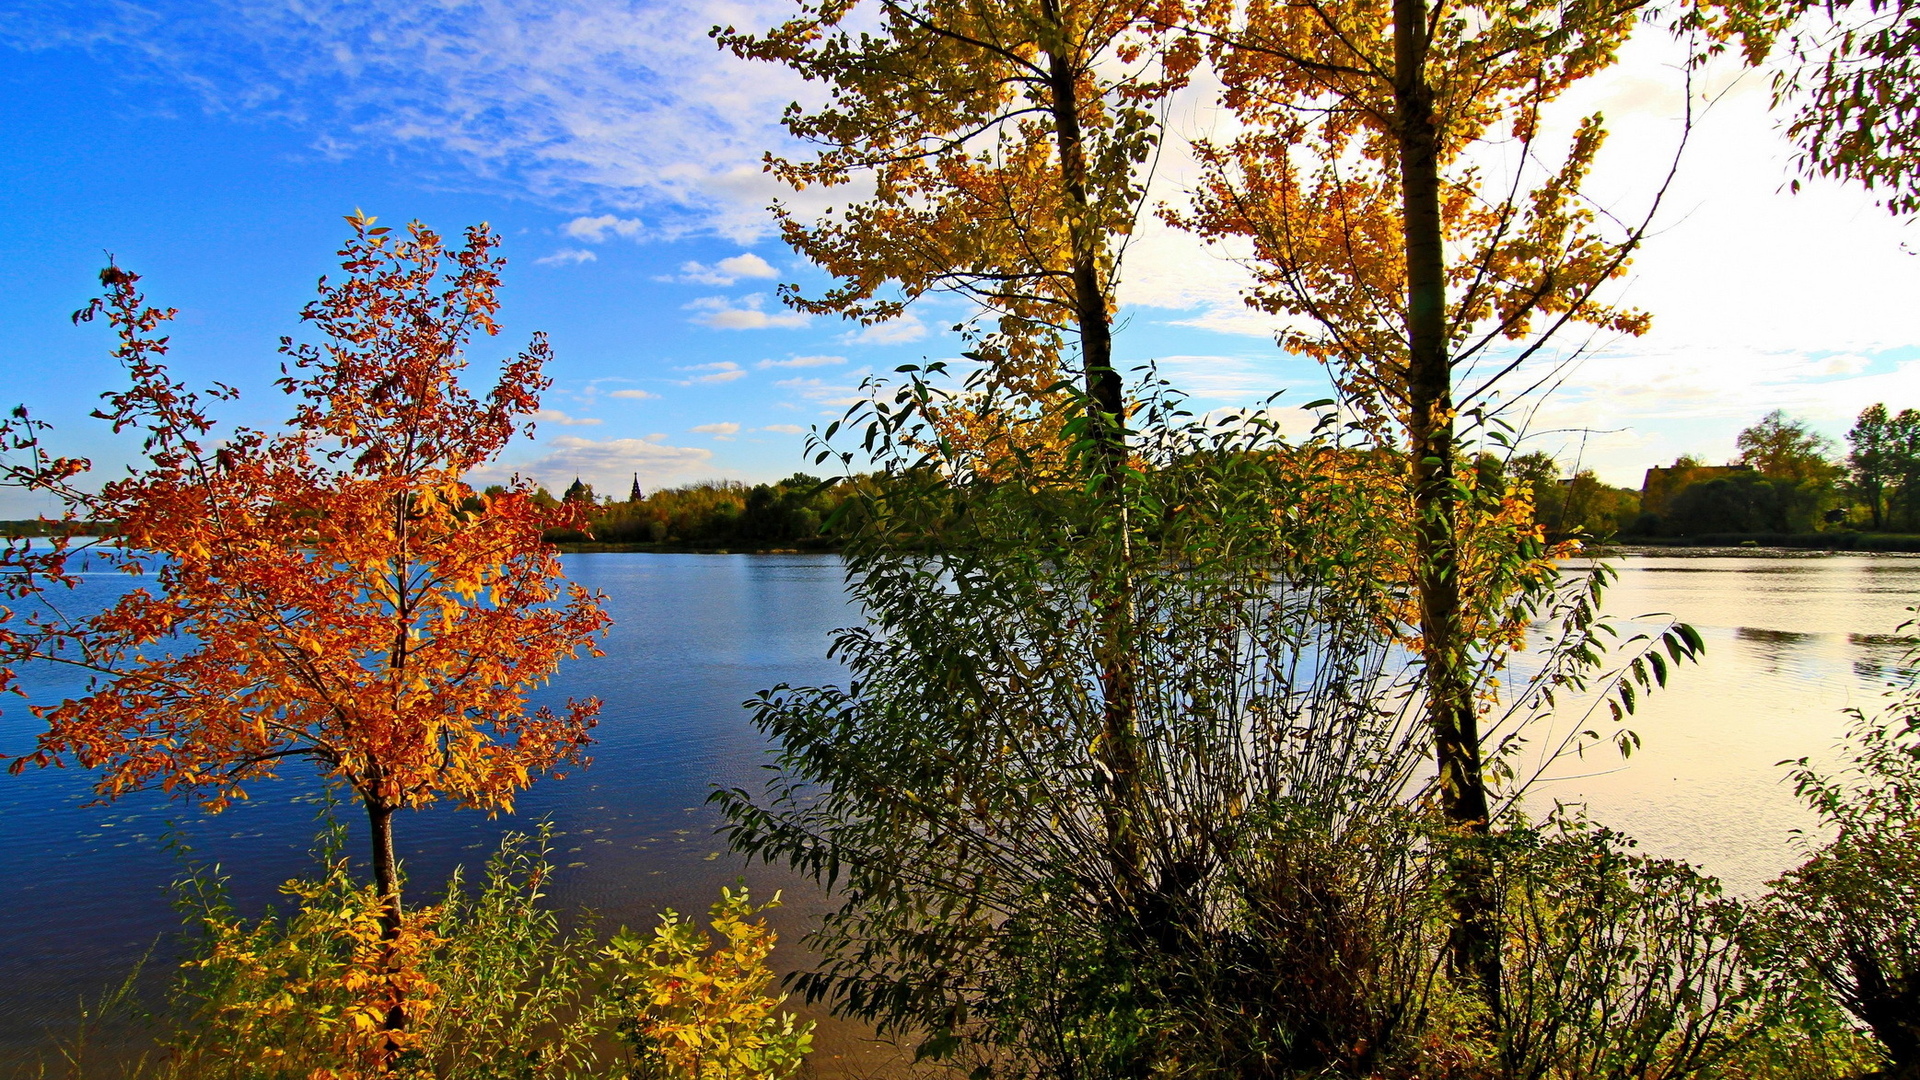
[629,474,644,502]
[563,477,592,504]
[1640,463,1752,518]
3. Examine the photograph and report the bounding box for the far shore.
[1586,543,1920,559]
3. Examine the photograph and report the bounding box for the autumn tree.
[10,216,608,939]
[716,0,1196,928]
[1176,0,1759,1011]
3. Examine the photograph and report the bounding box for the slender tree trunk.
[1392,0,1502,1016]
[365,795,413,1067]
[1042,17,1147,903]
[367,797,402,938]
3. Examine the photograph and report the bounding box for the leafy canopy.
[11,215,608,824]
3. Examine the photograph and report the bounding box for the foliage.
[567,475,857,549]
[1661,471,1829,536]
[1847,404,1920,532]
[1171,0,1736,1006]
[153,825,616,1080]
[715,0,1196,416]
[4,218,608,929]
[36,830,812,1080]
[719,368,1715,1079]
[1505,453,1642,539]
[597,888,814,1080]
[1775,0,1920,214]
[1753,622,1920,1076]
[1735,411,1841,487]
[1496,821,1753,1080]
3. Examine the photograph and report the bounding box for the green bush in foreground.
[41,826,811,1080]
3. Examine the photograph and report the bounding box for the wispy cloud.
[674,252,778,285]
[534,408,602,426]
[1152,355,1322,402]
[758,354,845,369]
[534,247,598,266]
[674,361,748,384]
[775,375,870,411]
[475,434,711,493]
[690,422,741,435]
[563,214,644,242]
[2,0,821,240]
[759,423,806,434]
[841,313,928,345]
[684,294,809,330]
[608,388,660,400]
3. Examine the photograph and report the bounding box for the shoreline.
[1584,543,1920,559]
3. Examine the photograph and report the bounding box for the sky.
[0,0,1914,516]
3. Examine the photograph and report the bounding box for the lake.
[0,550,1914,1069]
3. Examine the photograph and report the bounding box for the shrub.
[596,889,814,1080]
[42,827,812,1080]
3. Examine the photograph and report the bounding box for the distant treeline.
[0,519,109,538]
[527,474,862,550]
[1507,403,1920,543]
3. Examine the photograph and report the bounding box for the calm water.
[1526,554,1919,894]
[0,551,1913,1065]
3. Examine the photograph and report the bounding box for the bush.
[41,828,812,1080]
[597,889,814,1080]
[1749,633,1920,1079]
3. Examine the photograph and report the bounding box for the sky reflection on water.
[0,550,1912,1062]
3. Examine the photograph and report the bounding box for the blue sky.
[1,0,1914,515]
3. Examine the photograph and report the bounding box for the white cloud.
[1150,355,1324,402]
[674,361,749,384]
[758,354,845,369]
[684,294,809,330]
[759,423,806,434]
[534,408,602,426]
[563,214,644,242]
[476,434,712,494]
[534,247,598,266]
[608,388,660,400]
[3,0,821,241]
[776,375,871,411]
[690,422,741,435]
[841,312,928,345]
[675,252,778,285]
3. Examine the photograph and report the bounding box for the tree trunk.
[1042,16,1147,904]
[367,797,402,939]
[365,795,413,1066]
[1392,0,1502,1016]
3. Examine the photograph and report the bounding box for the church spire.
[629,473,644,502]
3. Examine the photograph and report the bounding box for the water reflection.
[1533,555,1918,896]
[0,550,1912,1065]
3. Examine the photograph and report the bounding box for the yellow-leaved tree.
[1176,0,1751,1009]
[718,0,1198,916]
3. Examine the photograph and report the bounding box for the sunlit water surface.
[0,551,1913,1068]
[1520,555,1918,895]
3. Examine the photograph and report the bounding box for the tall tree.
[1736,409,1841,485]
[11,217,608,936]
[1849,404,1898,529]
[717,0,1196,913]
[1177,0,1743,1011]
[1852,405,1920,532]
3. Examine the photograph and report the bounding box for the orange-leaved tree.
[10,214,608,938]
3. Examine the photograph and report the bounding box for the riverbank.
[1592,543,1920,558]
[1596,532,1920,554]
